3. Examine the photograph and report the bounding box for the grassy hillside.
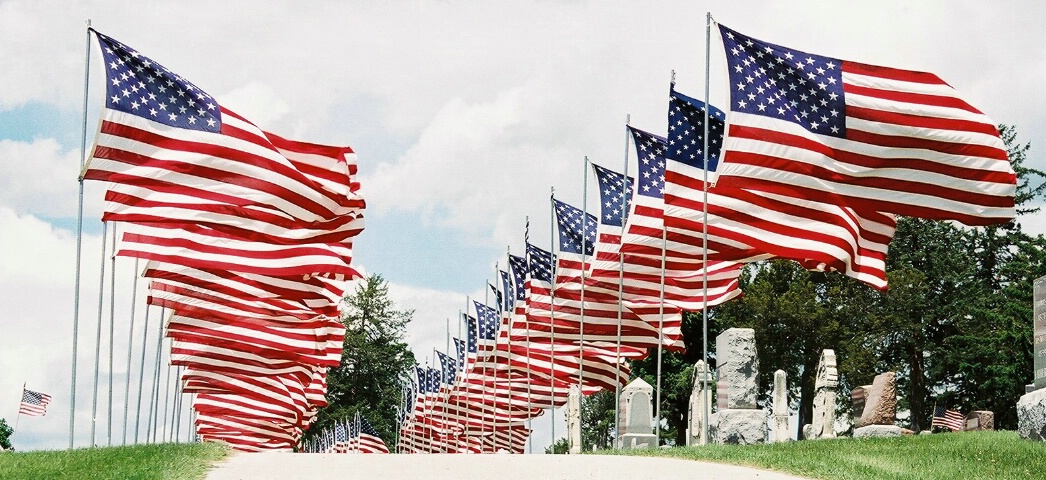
[608,430,1045,480]
[0,442,228,480]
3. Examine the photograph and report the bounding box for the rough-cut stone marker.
[853,424,903,438]
[1018,388,1046,440]
[964,411,994,431]
[857,372,896,427]
[716,328,758,409]
[772,369,789,442]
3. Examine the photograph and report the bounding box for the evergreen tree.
[304,274,416,447]
[0,418,11,450]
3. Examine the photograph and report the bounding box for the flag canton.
[94,31,221,133]
[553,199,597,256]
[22,389,46,405]
[526,243,555,282]
[719,24,846,138]
[592,163,633,227]
[437,351,457,383]
[668,89,727,170]
[508,255,528,300]
[473,301,499,340]
[348,420,360,439]
[628,127,668,199]
[488,282,504,312]
[415,367,426,391]
[426,368,442,392]
[360,418,380,437]
[335,422,348,442]
[453,338,467,368]
[465,315,479,352]
[498,270,513,309]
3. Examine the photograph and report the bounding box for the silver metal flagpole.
[547,188,556,452]
[70,18,92,450]
[107,223,117,446]
[149,307,166,443]
[702,11,713,445]
[90,220,109,447]
[174,366,183,442]
[653,222,667,443]
[122,258,139,444]
[613,114,630,448]
[134,304,152,443]
[162,341,172,442]
[578,157,589,391]
[457,310,463,453]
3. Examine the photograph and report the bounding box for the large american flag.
[358,417,390,454]
[19,388,52,416]
[714,24,1015,226]
[663,88,896,290]
[85,31,365,243]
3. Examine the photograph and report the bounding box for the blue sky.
[1,0,1044,452]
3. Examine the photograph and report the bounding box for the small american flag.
[358,417,390,454]
[19,388,51,417]
[932,406,964,431]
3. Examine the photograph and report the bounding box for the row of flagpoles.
[391,15,1016,453]
[64,13,1014,452]
[68,25,367,451]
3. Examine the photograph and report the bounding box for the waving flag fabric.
[664,88,895,289]
[19,388,52,416]
[714,24,1015,226]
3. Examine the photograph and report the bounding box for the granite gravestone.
[616,378,657,449]
[772,369,789,442]
[709,328,767,445]
[566,385,582,454]
[687,360,712,446]
[804,349,838,439]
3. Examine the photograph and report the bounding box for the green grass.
[606,430,1046,479]
[0,442,229,480]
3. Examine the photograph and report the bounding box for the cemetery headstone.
[710,328,767,445]
[687,360,712,446]
[616,377,657,449]
[566,385,582,454]
[772,369,789,442]
[806,349,838,439]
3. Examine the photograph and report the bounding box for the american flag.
[498,270,514,311]
[663,88,896,290]
[358,417,390,454]
[437,351,458,385]
[552,198,597,285]
[453,338,467,370]
[714,24,1015,227]
[587,163,633,277]
[931,406,965,431]
[85,31,366,243]
[18,388,51,416]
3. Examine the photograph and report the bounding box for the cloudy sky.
[1,0,1044,452]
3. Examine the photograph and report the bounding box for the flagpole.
[134,305,152,443]
[14,383,25,435]
[614,114,630,448]
[90,220,109,447]
[70,18,92,450]
[548,186,557,452]
[701,11,713,445]
[457,311,463,453]
[149,308,166,443]
[162,341,172,441]
[653,219,667,444]
[107,223,117,446]
[122,258,139,444]
[579,156,589,391]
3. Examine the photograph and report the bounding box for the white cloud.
[0,139,106,220]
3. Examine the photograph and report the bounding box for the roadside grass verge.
[0,442,229,480]
[606,430,1043,479]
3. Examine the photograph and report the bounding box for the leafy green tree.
[304,274,416,447]
[545,437,568,454]
[0,418,12,450]
[580,390,615,450]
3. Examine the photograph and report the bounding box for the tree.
[304,274,416,447]
[0,418,11,450]
[545,437,568,454]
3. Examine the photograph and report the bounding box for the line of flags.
[78,30,366,451]
[302,412,389,454]
[74,18,1014,452]
[394,21,1014,453]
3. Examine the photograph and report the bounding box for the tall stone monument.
[566,385,582,454]
[772,369,789,442]
[1017,275,1046,440]
[853,371,901,438]
[686,360,712,446]
[803,349,838,439]
[709,328,767,445]
[616,377,657,449]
